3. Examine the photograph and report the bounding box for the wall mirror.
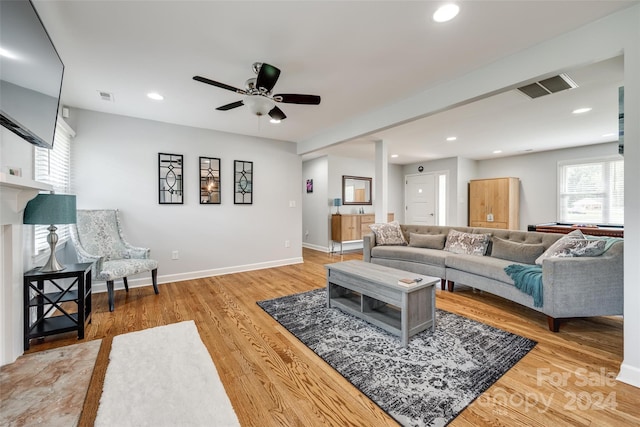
[342,175,372,205]
[200,156,220,204]
[158,153,183,204]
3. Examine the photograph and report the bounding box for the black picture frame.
[200,156,221,204]
[306,179,313,193]
[234,160,253,204]
[158,153,183,204]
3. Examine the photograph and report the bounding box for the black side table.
[23,263,92,350]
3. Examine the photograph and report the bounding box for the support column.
[618,14,640,388]
[374,140,388,223]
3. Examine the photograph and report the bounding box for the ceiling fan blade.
[255,63,281,92]
[193,76,246,94]
[274,93,321,105]
[268,106,287,121]
[216,100,244,111]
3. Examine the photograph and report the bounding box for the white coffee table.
[325,260,438,347]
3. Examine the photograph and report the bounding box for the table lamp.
[333,198,342,214]
[23,194,77,272]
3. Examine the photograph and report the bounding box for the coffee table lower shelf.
[330,292,404,337]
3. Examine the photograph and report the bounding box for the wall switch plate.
[171,250,179,260]
[285,240,291,248]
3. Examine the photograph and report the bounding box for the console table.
[331,213,394,253]
[23,263,92,350]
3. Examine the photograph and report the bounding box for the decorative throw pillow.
[535,237,606,264]
[490,237,545,265]
[408,233,447,250]
[369,221,407,246]
[443,229,491,256]
[535,229,606,264]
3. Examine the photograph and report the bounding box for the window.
[33,117,75,253]
[558,156,624,225]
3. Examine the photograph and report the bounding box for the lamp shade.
[23,194,77,225]
[333,198,342,207]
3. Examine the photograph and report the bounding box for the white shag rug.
[95,321,240,427]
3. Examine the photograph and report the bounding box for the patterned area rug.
[258,289,536,427]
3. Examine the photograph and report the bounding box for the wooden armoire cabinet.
[468,177,520,229]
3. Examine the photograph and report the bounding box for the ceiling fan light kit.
[244,96,275,116]
[193,62,321,122]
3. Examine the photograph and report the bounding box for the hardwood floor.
[25,248,639,426]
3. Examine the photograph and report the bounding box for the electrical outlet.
[285,240,290,248]
[487,213,494,222]
[171,250,179,260]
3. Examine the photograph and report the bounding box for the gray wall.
[70,108,303,287]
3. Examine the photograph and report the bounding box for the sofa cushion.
[408,233,447,250]
[369,221,407,246]
[371,246,448,267]
[446,253,515,284]
[443,229,491,256]
[490,237,545,265]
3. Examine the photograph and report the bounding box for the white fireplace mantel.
[1,173,52,365]
[1,172,53,224]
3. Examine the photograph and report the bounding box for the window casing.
[33,117,75,254]
[558,156,624,225]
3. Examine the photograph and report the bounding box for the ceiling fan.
[193,62,321,122]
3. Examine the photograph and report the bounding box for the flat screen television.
[0,0,64,149]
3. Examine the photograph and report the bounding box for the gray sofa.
[363,224,624,332]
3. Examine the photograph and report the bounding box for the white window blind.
[33,117,75,253]
[558,156,624,225]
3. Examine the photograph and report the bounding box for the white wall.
[301,156,329,251]
[387,163,405,223]
[301,155,404,252]
[71,108,303,287]
[476,142,620,229]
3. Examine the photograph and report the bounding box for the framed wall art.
[158,153,183,204]
[234,160,253,204]
[200,156,221,204]
[306,179,313,193]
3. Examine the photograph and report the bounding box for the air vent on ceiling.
[98,91,114,102]
[517,73,577,99]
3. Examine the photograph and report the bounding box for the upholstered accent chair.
[70,209,159,311]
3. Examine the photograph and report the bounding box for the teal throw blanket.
[504,264,543,307]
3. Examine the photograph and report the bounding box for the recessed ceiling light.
[147,92,164,101]
[446,136,457,141]
[269,118,281,124]
[391,154,399,158]
[433,4,460,23]
[493,150,502,154]
[572,107,592,114]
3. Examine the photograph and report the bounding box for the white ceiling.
[32,0,634,164]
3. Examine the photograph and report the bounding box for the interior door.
[405,174,436,225]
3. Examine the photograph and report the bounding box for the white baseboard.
[617,362,640,389]
[90,257,304,293]
[302,242,329,252]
